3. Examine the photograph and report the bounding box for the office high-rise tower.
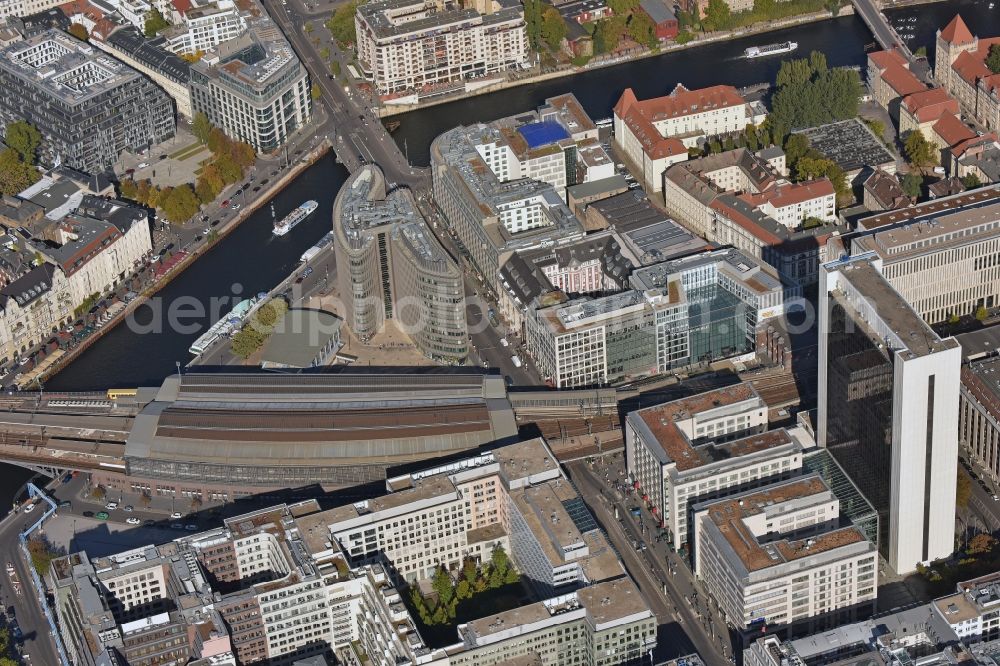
[818,253,961,574]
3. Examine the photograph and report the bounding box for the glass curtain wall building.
[818,253,961,574]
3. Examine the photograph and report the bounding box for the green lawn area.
[171,143,209,161]
[168,142,200,159]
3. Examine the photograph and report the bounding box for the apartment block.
[189,18,311,153]
[745,606,965,666]
[334,164,467,362]
[355,0,529,95]
[431,123,585,294]
[55,444,657,666]
[845,186,1000,323]
[27,194,152,307]
[0,0,63,22]
[693,475,878,633]
[935,14,1000,133]
[94,24,194,118]
[0,192,150,365]
[664,148,845,284]
[867,48,927,114]
[448,578,657,666]
[933,572,1000,644]
[0,29,175,173]
[159,0,246,55]
[818,254,961,574]
[299,438,624,594]
[472,93,614,200]
[626,383,808,550]
[613,84,761,193]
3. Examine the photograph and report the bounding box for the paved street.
[566,457,733,666]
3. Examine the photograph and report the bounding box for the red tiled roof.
[950,132,998,158]
[868,49,908,71]
[940,14,975,45]
[622,108,687,159]
[172,0,192,13]
[952,50,990,86]
[902,87,959,123]
[880,64,927,97]
[932,112,976,147]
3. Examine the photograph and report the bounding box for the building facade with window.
[0,29,175,173]
[818,253,961,574]
[189,19,311,153]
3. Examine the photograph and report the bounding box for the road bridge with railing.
[852,0,916,63]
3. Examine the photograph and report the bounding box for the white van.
[511,355,522,368]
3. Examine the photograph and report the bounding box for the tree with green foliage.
[68,22,89,41]
[988,44,1000,75]
[593,16,627,53]
[744,125,760,151]
[708,138,722,154]
[320,46,331,60]
[702,0,731,31]
[914,45,927,57]
[900,172,922,200]
[119,178,139,200]
[144,7,170,37]
[311,83,322,100]
[675,30,694,44]
[609,0,639,12]
[977,305,990,321]
[27,536,59,576]
[962,173,983,189]
[904,129,938,172]
[0,148,39,195]
[627,10,656,48]
[769,52,862,136]
[968,533,997,555]
[195,176,216,204]
[330,60,342,77]
[325,0,360,46]
[192,111,213,145]
[5,120,41,164]
[957,468,972,509]
[304,21,313,33]
[541,7,566,50]
[523,0,544,49]
[160,184,200,223]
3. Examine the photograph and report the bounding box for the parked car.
[171,523,184,530]
[126,517,141,525]
[185,524,198,531]
[82,511,94,518]
[171,511,182,519]
[22,503,34,513]
[137,162,149,169]
[105,502,118,510]
[95,512,110,520]
[58,500,71,508]
[123,505,133,512]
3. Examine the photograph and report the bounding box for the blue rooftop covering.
[518,121,570,149]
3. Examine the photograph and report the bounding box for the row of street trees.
[119,114,255,223]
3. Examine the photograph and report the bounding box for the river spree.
[389,14,876,165]
[46,153,348,391]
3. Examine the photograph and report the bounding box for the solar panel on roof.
[517,121,570,149]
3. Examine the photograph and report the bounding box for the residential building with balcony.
[0,29,175,173]
[693,475,878,634]
[355,0,528,95]
[189,18,311,152]
[625,383,809,550]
